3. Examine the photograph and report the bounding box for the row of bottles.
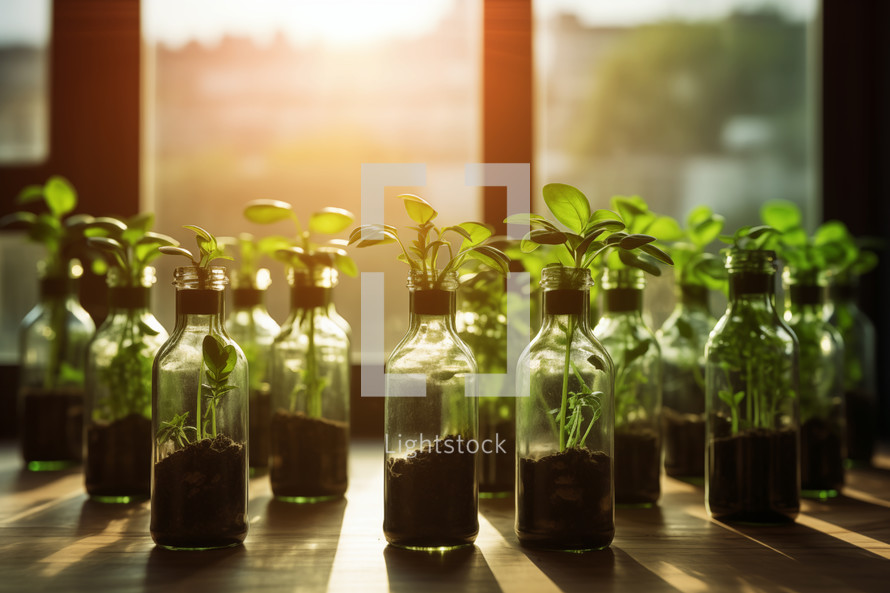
[16,247,878,550]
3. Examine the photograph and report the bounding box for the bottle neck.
[39,277,76,302]
[290,285,332,311]
[108,286,151,310]
[232,287,265,309]
[541,287,591,331]
[601,287,643,316]
[728,271,774,302]
[174,288,226,329]
[678,284,709,310]
[408,287,457,328]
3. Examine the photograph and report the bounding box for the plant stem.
[558,316,576,452]
[306,312,322,418]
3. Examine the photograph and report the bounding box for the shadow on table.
[144,545,247,589]
[384,544,501,593]
[0,465,77,495]
[76,497,148,536]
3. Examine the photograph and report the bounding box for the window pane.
[143,0,481,352]
[534,0,819,324]
[0,0,50,164]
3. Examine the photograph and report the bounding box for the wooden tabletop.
[1,440,888,593]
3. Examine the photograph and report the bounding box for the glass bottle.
[85,266,168,502]
[594,267,662,507]
[19,270,95,471]
[151,266,249,550]
[705,249,799,523]
[829,277,878,467]
[516,266,614,551]
[656,284,716,483]
[456,268,514,498]
[269,266,350,502]
[226,269,280,473]
[783,268,844,499]
[383,270,478,550]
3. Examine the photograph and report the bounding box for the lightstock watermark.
[385,433,508,457]
[358,163,533,404]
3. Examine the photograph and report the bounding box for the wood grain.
[0,440,888,592]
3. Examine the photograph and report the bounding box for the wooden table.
[1,439,888,592]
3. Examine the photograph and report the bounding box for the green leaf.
[348,224,398,247]
[309,207,354,234]
[398,194,438,224]
[203,335,237,377]
[0,211,37,229]
[619,234,656,250]
[159,245,195,263]
[542,183,591,233]
[258,235,293,255]
[760,200,801,233]
[639,243,674,266]
[456,221,492,248]
[44,176,77,217]
[244,199,295,224]
[529,228,567,245]
[135,232,178,263]
[689,214,724,247]
[611,195,649,226]
[618,250,661,276]
[464,245,510,276]
[16,184,44,204]
[622,339,651,367]
[334,252,358,277]
[644,216,684,242]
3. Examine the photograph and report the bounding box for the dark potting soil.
[517,447,613,550]
[86,413,151,500]
[615,427,661,506]
[270,410,348,500]
[844,389,876,465]
[249,389,271,470]
[384,435,478,549]
[479,419,514,496]
[708,428,799,523]
[662,407,705,480]
[22,389,83,466]
[800,417,844,495]
[151,435,247,549]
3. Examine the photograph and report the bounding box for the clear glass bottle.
[456,268,514,498]
[516,266,614,551]
[383,270,478,550]
[829,277,878,467]
[705,250,799,523]
[151,266,249,550]
[269,266,350,502]
[594,267,662,507]
[19,271,95,471]
[783,268,844,499]
[656,284,715,483]
[85,267,167,502]
[226,269,280,473]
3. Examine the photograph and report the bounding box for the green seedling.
[507,183,673,452]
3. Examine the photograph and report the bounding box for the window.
[0,0,50,164]
[534,0,819,325]
[143,0,483,352]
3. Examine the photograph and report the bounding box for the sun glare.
[143,0,454,47]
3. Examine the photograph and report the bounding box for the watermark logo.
[385,433,508,457]
[358,163,532,399]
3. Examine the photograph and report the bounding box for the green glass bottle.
[151,265,249,550]
[269,266,350,502]
[384,270,478,550]
[226,269,280,473]
[656,284,715,483]
[85,266,167,502]
[594,267,662,507]
[705,250,799,523]
[19,269,95,471]
[784,268,844,498]
[516,266,614,551]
